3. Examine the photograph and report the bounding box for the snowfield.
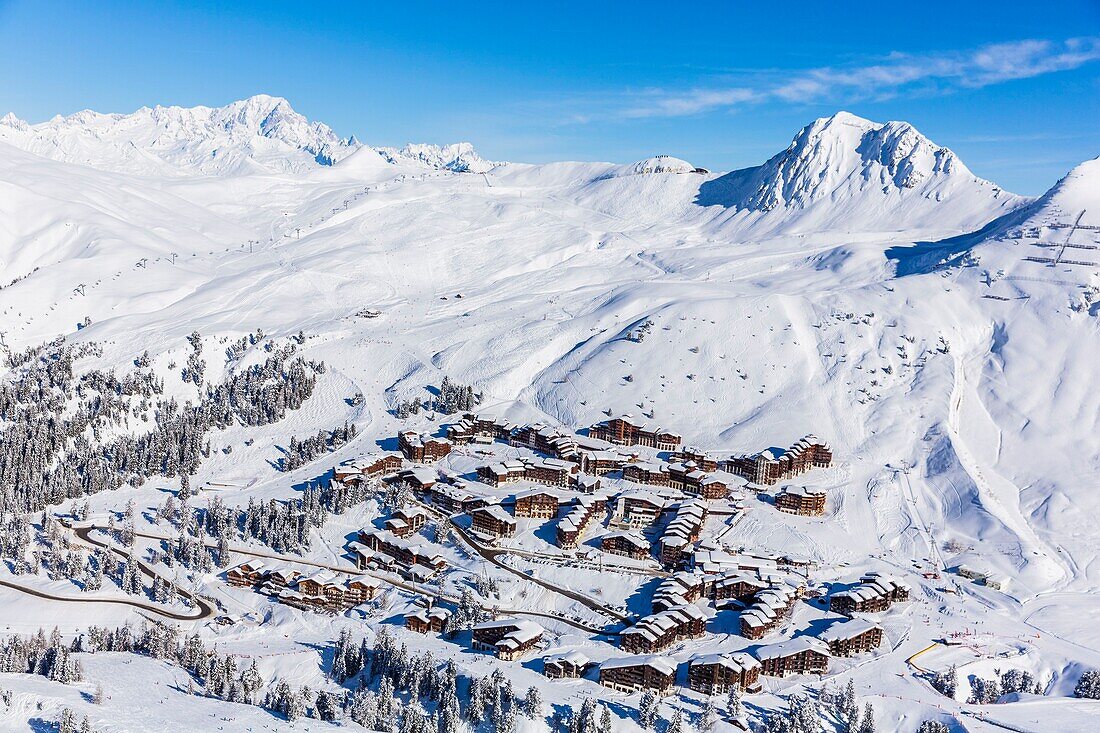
[0,96,1098,732]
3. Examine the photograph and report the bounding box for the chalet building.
[725,436,832,485]
[713,570,769,605]
[396,467,438,491]
[556,496,604,549]
[622,461,671,487]
[344,577,381,606]
[589,415,682,451]
[688,652,762,695]
[740,585,798,639]
[668,462,728,500]
[476,457,577,489]
[817,618,883,656]
[353,529,447,574]
[334,453,403,484]
[829,574,910,616]
[619,491,666,526]
[471,618,545,661]
[447,413,514,445]
[775,486,827,516]
[652,572,707,612]
[599,656,677,694]
[543,651,593,679]
[524,458,577,487]
[428,483,478,514]
[470,505,517,539]
[573,474,602,493]
[259,567,300,592]
[754,637,830,677]
[477,460,527,486]
[659,499,708,568]
[690,549,780,577]
[601,531,650,560]
[385,507,428,538]
[621,604,707,654]
[669,447,718,473]
[405,607,452,634]
[577,448,627,476]
[227,560,267,587]
[398,432,453,463]
[510,423,582,461]
[514,489,560,518]
[282,570,380,613]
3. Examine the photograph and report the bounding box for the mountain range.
[1,94,1098,608]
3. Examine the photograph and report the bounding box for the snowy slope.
[375,142,497,173]
[0,98,1098,733]
[0,95,361,176]
[698,111,1023,236]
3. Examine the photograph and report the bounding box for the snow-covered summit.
[724,111,1001,211]
[0,94,360,176]
[374,142,497,173]
[699,111,1024,235]
[615,155,700,176]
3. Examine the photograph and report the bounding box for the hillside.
[0,99,1098,733]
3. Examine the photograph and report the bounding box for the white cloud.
[615,37,1100,119]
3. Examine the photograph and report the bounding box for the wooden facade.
[725,436,832,485]
[688,653,761,694]
[599,656,677,694]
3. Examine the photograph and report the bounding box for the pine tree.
[700,697,717,732]
[916,722,950,733]
[726,685,742,719]
[524,685,543,719]
[856,703,875,733]
[665,708,683,733]
[638,689,658,730]
[599,705,613,733]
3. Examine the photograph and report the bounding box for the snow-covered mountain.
[374,142,497,173]
[0,94,361,176]
[0,95,512,179]
[699,111,1023,235]
[2,95,1100,732]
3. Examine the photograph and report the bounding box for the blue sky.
[1,1,1098,194]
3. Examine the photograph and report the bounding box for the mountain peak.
[375,142,497,173]
[717,112,989,213]
[0,95,360,175]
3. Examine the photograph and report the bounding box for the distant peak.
[375,142,497,173]
[0,112,28,130]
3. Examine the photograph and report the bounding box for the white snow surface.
[1,98,1099,732]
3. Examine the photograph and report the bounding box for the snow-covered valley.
[0,96,1098,733]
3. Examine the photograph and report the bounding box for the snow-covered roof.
[754,637,829,660]
[816,618,881,643]
[599,655,677,675]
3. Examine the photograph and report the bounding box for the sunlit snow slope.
[2,98,1098,614]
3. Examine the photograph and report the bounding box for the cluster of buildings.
[829,573,911,616]
[774,486,827,516]
[588,416,682,451]
[471,618,546,661]
[404,606,452,634]
[725,435,832,485]
[351,528,447,582]
[397,431,453,463]
[621,604,708,654]
[476,457,578,489]
[333,453,404,484]
[621,459,730,500]
[226,561,379,613]
[556,496,606,549]
[658,499,708,567]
